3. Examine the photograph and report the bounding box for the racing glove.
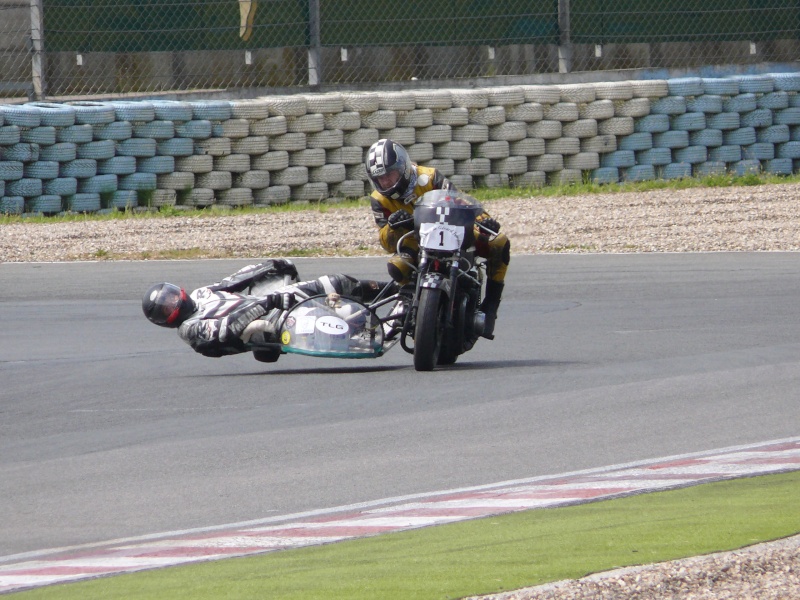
[387,209,414,230]
[267,291,295,311]
[477,216,501,235]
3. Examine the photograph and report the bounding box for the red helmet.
[142,282,195,328]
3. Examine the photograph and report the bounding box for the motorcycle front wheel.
[413,287,444,371]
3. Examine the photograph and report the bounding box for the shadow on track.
[191,358,581,378]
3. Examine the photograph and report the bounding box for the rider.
[365,138,511,338]
[142,259,389,361]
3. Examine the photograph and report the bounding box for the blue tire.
[733,160,762,176]
[695,161,727,177]
[0,161,24,180]
[175,120,213,139]
[24,161,60,179]
[635,147,672,166]
[758,125,790,144]
[7,178,43,197]
[0,105,41,128]
[702,78,739,96]
[110,101,156,122]
[667,77,704,97]
[79,174,118,194]
[772,73,800,92]
[670,112,706,131]
[152,100,194,122]
[708,145,742,162]
[723,94,757,113]
[93,121,133,141]
[26,102,76,127]
[660,162,692,179]
[0,125,21,145]
[634,114,670,133]
[673,145,707,164]
[21,126,56,146]
[765,157,793,174]
[98,156,137,175]
[191,101,232,121]
[157,137,194,156]
[3,143,40,162]
[67,192,102,212]
[733,74,774,94]
[39,142,77,162]
[57,124,94,144]
[137,156,175,174]
[740,109,773,128]
[0,196,25,214]
[43,177,78,196]
[618,132,652,151]
[742,143,775,160]
[60,159,97,178]
[117,138,157,157]
[76,139,116,160]
[119,172,157,191]
[133,120,175,140]
[623,164,656,182]
[27,195,63,214]
[68,101,116,125]
[591,167,619,184]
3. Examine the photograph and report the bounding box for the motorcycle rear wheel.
[414,287,444,371]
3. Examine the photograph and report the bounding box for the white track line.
[1,437,798,594]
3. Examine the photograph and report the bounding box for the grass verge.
[15,470,800,600]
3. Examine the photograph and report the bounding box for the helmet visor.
[150,284,187,325]
[373,169,402,194]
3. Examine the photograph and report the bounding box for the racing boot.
[387,252,415,285]
[480,280,504,340]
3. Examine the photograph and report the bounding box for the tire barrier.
[3,71,800,215]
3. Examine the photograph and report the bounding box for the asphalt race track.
[1,253,799,558]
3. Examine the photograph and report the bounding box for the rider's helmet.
[142,282,196,328]
[365,138,417,203]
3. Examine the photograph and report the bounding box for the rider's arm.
[371,193,413,253]
[207,259,299,294]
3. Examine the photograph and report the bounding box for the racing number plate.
[419,222,464,251]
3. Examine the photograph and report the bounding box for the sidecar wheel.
[414,288,444,371]
[253,349,281,363]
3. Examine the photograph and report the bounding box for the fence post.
[30,0,44,99]
[308,0,321,87]
[558,0,572,74]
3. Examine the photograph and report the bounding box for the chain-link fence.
[1,0,799,100]
[1,1,33,98]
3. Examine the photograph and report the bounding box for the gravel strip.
[2,182,800,262]
[467,534,800,600]
[2,181,798,598]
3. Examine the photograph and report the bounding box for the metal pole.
[30,0,44,99]
[558,0,572,74]
[308,0,321,87]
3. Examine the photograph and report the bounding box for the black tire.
[253,348,281,363]
[438,293,468,366]
[414,288,444,371]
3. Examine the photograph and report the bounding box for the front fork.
[399,250,460,353]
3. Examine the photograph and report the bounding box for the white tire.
[288,113,325,133]
[250,116,288,136]
[324,111,362,131]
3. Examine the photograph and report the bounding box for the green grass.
[15,470,800,600]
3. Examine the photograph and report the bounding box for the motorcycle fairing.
[279,296,386,358]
